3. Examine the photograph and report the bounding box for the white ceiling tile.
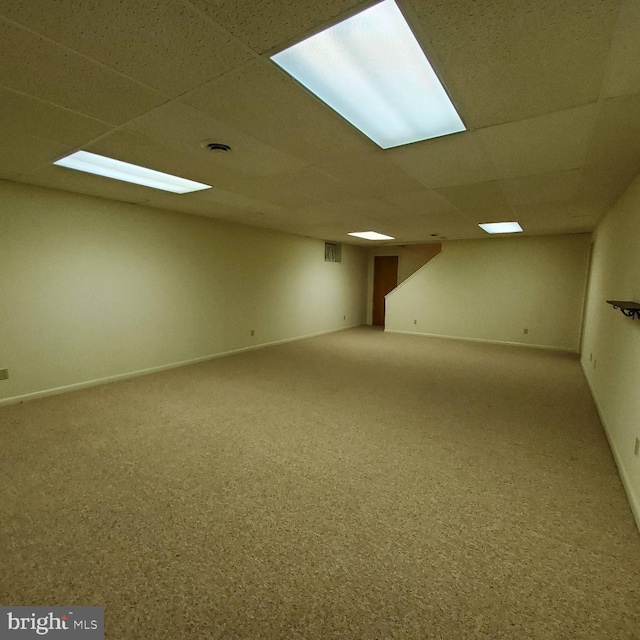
[579,163,640,211]
[0,172,21,181]
[0,128,72,175]
[515,201,605,221]
[218,175,322,210]
[246,167,365,203]
[384,188,463,219]
[140,192,271,222]
[186,0,367,54]
[0,0,256,96]
[517,215,600,235]
[180,59,375,164]
[385,131,499,188]
[500,170,582,207]
[434,181,514,219]
[585,94,640,169]
[601,0,640,99]
[191,184,282,214]
[386,214,473,240]
[295,199,398,228]
[86,130,295,212]
[0,0,634,242]
[479,104,597,179]
[0,87,110,147]
[91,130,307,209]
[407,0,620,127]
[125,101,307,176]
[85,129,228,188]
[316,153,425,198]
[214,210,271,226]
[0,18,165,123]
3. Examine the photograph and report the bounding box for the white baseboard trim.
[581,363,640,534]
[0,324,362,407]
[384,329,578,353]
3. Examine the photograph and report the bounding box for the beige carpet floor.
[1,327,639,639]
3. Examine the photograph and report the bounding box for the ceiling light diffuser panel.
[478,222,523,234]
[54,151,212,194]
[348,231,395,240]
[270,0,465,149]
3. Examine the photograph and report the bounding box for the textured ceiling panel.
[386,218,485,241]
[0,129,71,175]
[0,0,256,96]
[0,0,637,242]
[0,87,110,148]
[0,18,165,123]
[386,212,472,239]
[601,0,640,99]
[434,181,514,220]
[515,201,606,222]
[384,189,463,220]
[407,0,620,128]
[190,184,283,214]
[85,129,230,187]
[386,131,498,188]
[517,215,600,235]
[125,101,307,177]
[240,166,366,204]
[140,192,269,222]
[500,170,582,207]
[317,153,425,199]
[579,163,640,211]
[585,94,640,169]
[305,198,398,224]
[180,59,374,164]
[85,130,288,212]
[217,174,321,210]
[479,104,597,179]
[185,0,368,54]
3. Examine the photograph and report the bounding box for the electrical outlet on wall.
[250,330,255,337]
[635,437,639,457]
[524,328,528,335]
[414,319,417,325]
[0,369,8,380]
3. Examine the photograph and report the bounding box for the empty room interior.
[1,0,640,637]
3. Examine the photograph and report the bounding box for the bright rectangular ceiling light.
[54,151,212,194]
[270,0,465,149]
[348,231,395,241]
[478,222,524,234]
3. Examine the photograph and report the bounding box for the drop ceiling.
[1,0,638,244]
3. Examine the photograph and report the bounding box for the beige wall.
[385,234,591,351]
[581,174,640,528]
[0,181,368,403]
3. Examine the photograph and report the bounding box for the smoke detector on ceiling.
[200,140,231,152]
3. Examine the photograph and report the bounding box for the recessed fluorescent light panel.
[270,0,465,149]
[348,231,395,240]
[53,151,212,194]
[478,222,523,234]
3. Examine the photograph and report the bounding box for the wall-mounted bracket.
[606,300,640,320]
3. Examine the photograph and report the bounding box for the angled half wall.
[385,234,591,352]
